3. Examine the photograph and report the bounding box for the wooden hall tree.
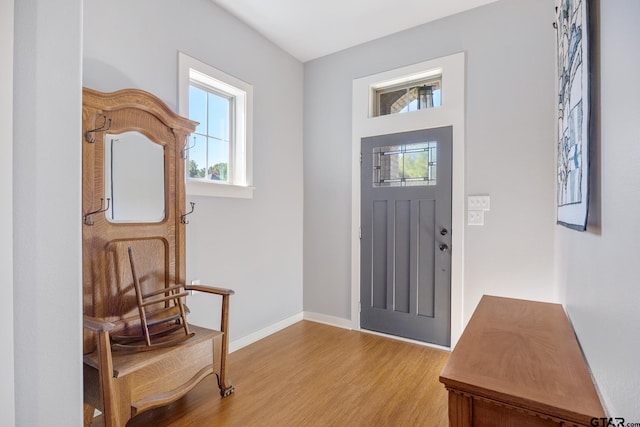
[81,88,234,427]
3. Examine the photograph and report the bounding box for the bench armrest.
[83,315,115,333]
[185,284,235,296]
[184,283,234,393]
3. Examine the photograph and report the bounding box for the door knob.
[439,244,449,253]
[440,228,448,236]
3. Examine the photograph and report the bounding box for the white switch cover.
[468,210,484,226]
[468,195,491,211]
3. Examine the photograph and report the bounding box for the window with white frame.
[375,77,441,116]
[369,68,442,118]
[179,52,253,198]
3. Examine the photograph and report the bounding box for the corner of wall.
[1,0,15,424]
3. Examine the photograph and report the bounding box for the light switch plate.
[468,195,491,211]
[468,210,484,226]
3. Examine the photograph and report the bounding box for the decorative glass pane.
[373,142,437,187]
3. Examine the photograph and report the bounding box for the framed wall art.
[556,0,590,231]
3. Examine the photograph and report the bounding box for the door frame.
[351,52,465,349]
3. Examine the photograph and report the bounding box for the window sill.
[186,180,254,199]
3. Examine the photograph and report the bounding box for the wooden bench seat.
[84,324,222,378]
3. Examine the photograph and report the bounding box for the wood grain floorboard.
[93,321,450,427]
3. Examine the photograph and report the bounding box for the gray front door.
[360,127,452,346]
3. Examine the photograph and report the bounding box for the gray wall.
[83,0,304,341]
[13,0,84,424]
[556,0,640,418]
[303,0,557,323]
[1,0,14,424]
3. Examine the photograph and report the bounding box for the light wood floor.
[95,321,450,427]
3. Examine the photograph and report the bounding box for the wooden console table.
[439,296,604,427]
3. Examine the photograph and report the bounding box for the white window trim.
[178,52,254,199]
[351,52,465,349]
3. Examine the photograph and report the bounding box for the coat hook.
[181,136,196,159]
[85,115,112,143]
[181,202,195,224]
[84,198,110,225]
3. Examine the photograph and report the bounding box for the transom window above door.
[373,76,441,117]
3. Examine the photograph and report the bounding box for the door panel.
[361,127,452,346]
[417,199,436,318]
[372,200,388,309]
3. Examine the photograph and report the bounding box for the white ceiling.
[211,0,499,62]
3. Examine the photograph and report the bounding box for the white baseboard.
[303,311,353,330]
[229,312,303,353]
[228,311,450,354]
[228,311,354,353]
